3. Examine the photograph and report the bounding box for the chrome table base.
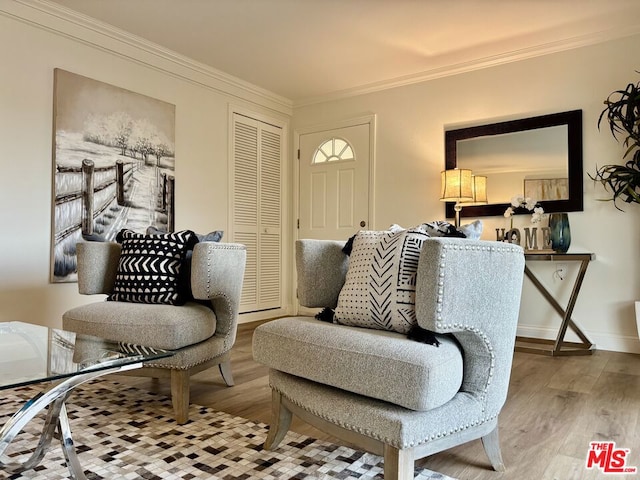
[1,362,142,479]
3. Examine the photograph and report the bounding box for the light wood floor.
[114,320,640,480]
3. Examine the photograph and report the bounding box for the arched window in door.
[312,137,355,164]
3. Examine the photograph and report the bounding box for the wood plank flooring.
[113,320,640,480]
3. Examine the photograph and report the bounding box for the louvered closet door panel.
[232,114,282,313]
[258,125,282,308]
[259,233,281,306]
[233,120,259,227]
[233,116,259,311]
[260,127,281,228]
[234,232,258,309]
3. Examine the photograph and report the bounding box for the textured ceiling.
[45,0,640,103]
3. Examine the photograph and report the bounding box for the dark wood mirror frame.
[445,109,583,219]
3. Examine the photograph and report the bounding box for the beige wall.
[292,34,640,353]
[2,3,639,353]
[0,7,290,328]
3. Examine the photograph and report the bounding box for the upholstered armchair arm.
[76,241,121,295]
[191,242,247,338]
[296,239,348,308]
[415,238,525,414]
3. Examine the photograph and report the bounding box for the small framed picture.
[524,178,568,201]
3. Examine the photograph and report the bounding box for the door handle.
[360,221,366,227]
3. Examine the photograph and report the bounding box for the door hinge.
[297,219,300,229]
[297,149,300,160]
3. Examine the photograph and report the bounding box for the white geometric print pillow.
[334,226,431,334]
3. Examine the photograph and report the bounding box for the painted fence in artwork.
[160,170,175,233]
[54,159,133,243]
[54,159,176,243]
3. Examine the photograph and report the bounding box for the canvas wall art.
[51,69,176,283]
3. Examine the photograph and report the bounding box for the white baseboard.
[516,324,640,354]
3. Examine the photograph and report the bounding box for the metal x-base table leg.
[0,362,142,479]
[516,253,595,356]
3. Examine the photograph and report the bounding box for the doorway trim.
[293,113,377,241]
[292,114,377,314]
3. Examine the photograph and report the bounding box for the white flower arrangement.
[504,195,545,224]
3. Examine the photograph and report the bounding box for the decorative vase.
[548,213,571,253]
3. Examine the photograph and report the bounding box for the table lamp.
[440,168,473,227]
[471,175,488,204]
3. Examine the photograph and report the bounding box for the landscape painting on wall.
[51,69,176,283]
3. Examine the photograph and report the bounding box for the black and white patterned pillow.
[108,229,199,305]
[419,220,466,238]
[334,226,431,334]
[146,225,224,243]
[420,219,483,240]
[145,226,223,304]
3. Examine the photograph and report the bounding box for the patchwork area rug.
[1,381,456,480]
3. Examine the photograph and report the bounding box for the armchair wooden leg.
[383,444,415,480]
[171,369,190,425]
[264,390,292,450]
[219,360,235,386]
[481,426,506,472]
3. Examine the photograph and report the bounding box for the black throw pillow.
[108,229,199,305]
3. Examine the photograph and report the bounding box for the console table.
[516,252,595,356]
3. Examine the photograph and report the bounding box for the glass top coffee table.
[0,321,173,479]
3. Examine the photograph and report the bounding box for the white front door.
[298,122,371,241]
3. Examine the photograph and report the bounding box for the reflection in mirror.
[457,126,569,204]
[445,110,583,219]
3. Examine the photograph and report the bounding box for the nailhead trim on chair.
[145,243,244,370]
[267,240,518,450]
[433,243,521,412]
[272,384,499,450]
[203,243,241,351]
[143,350,228,370]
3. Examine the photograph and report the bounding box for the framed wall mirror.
[444,109,583,219]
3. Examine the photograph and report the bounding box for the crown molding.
[293,24,640,108]
[1,0,293,115]
[5,1,640,112]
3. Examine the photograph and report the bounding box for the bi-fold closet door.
[231,113,282,313]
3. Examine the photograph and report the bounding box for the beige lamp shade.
[471,175,488,203]
[440,168,474,202]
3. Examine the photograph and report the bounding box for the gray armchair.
[63,240,246,424]
[253,237,524,479]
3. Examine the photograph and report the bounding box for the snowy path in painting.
[52,131,172,281]
[55,131,171,239]
[104,163,162,239]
